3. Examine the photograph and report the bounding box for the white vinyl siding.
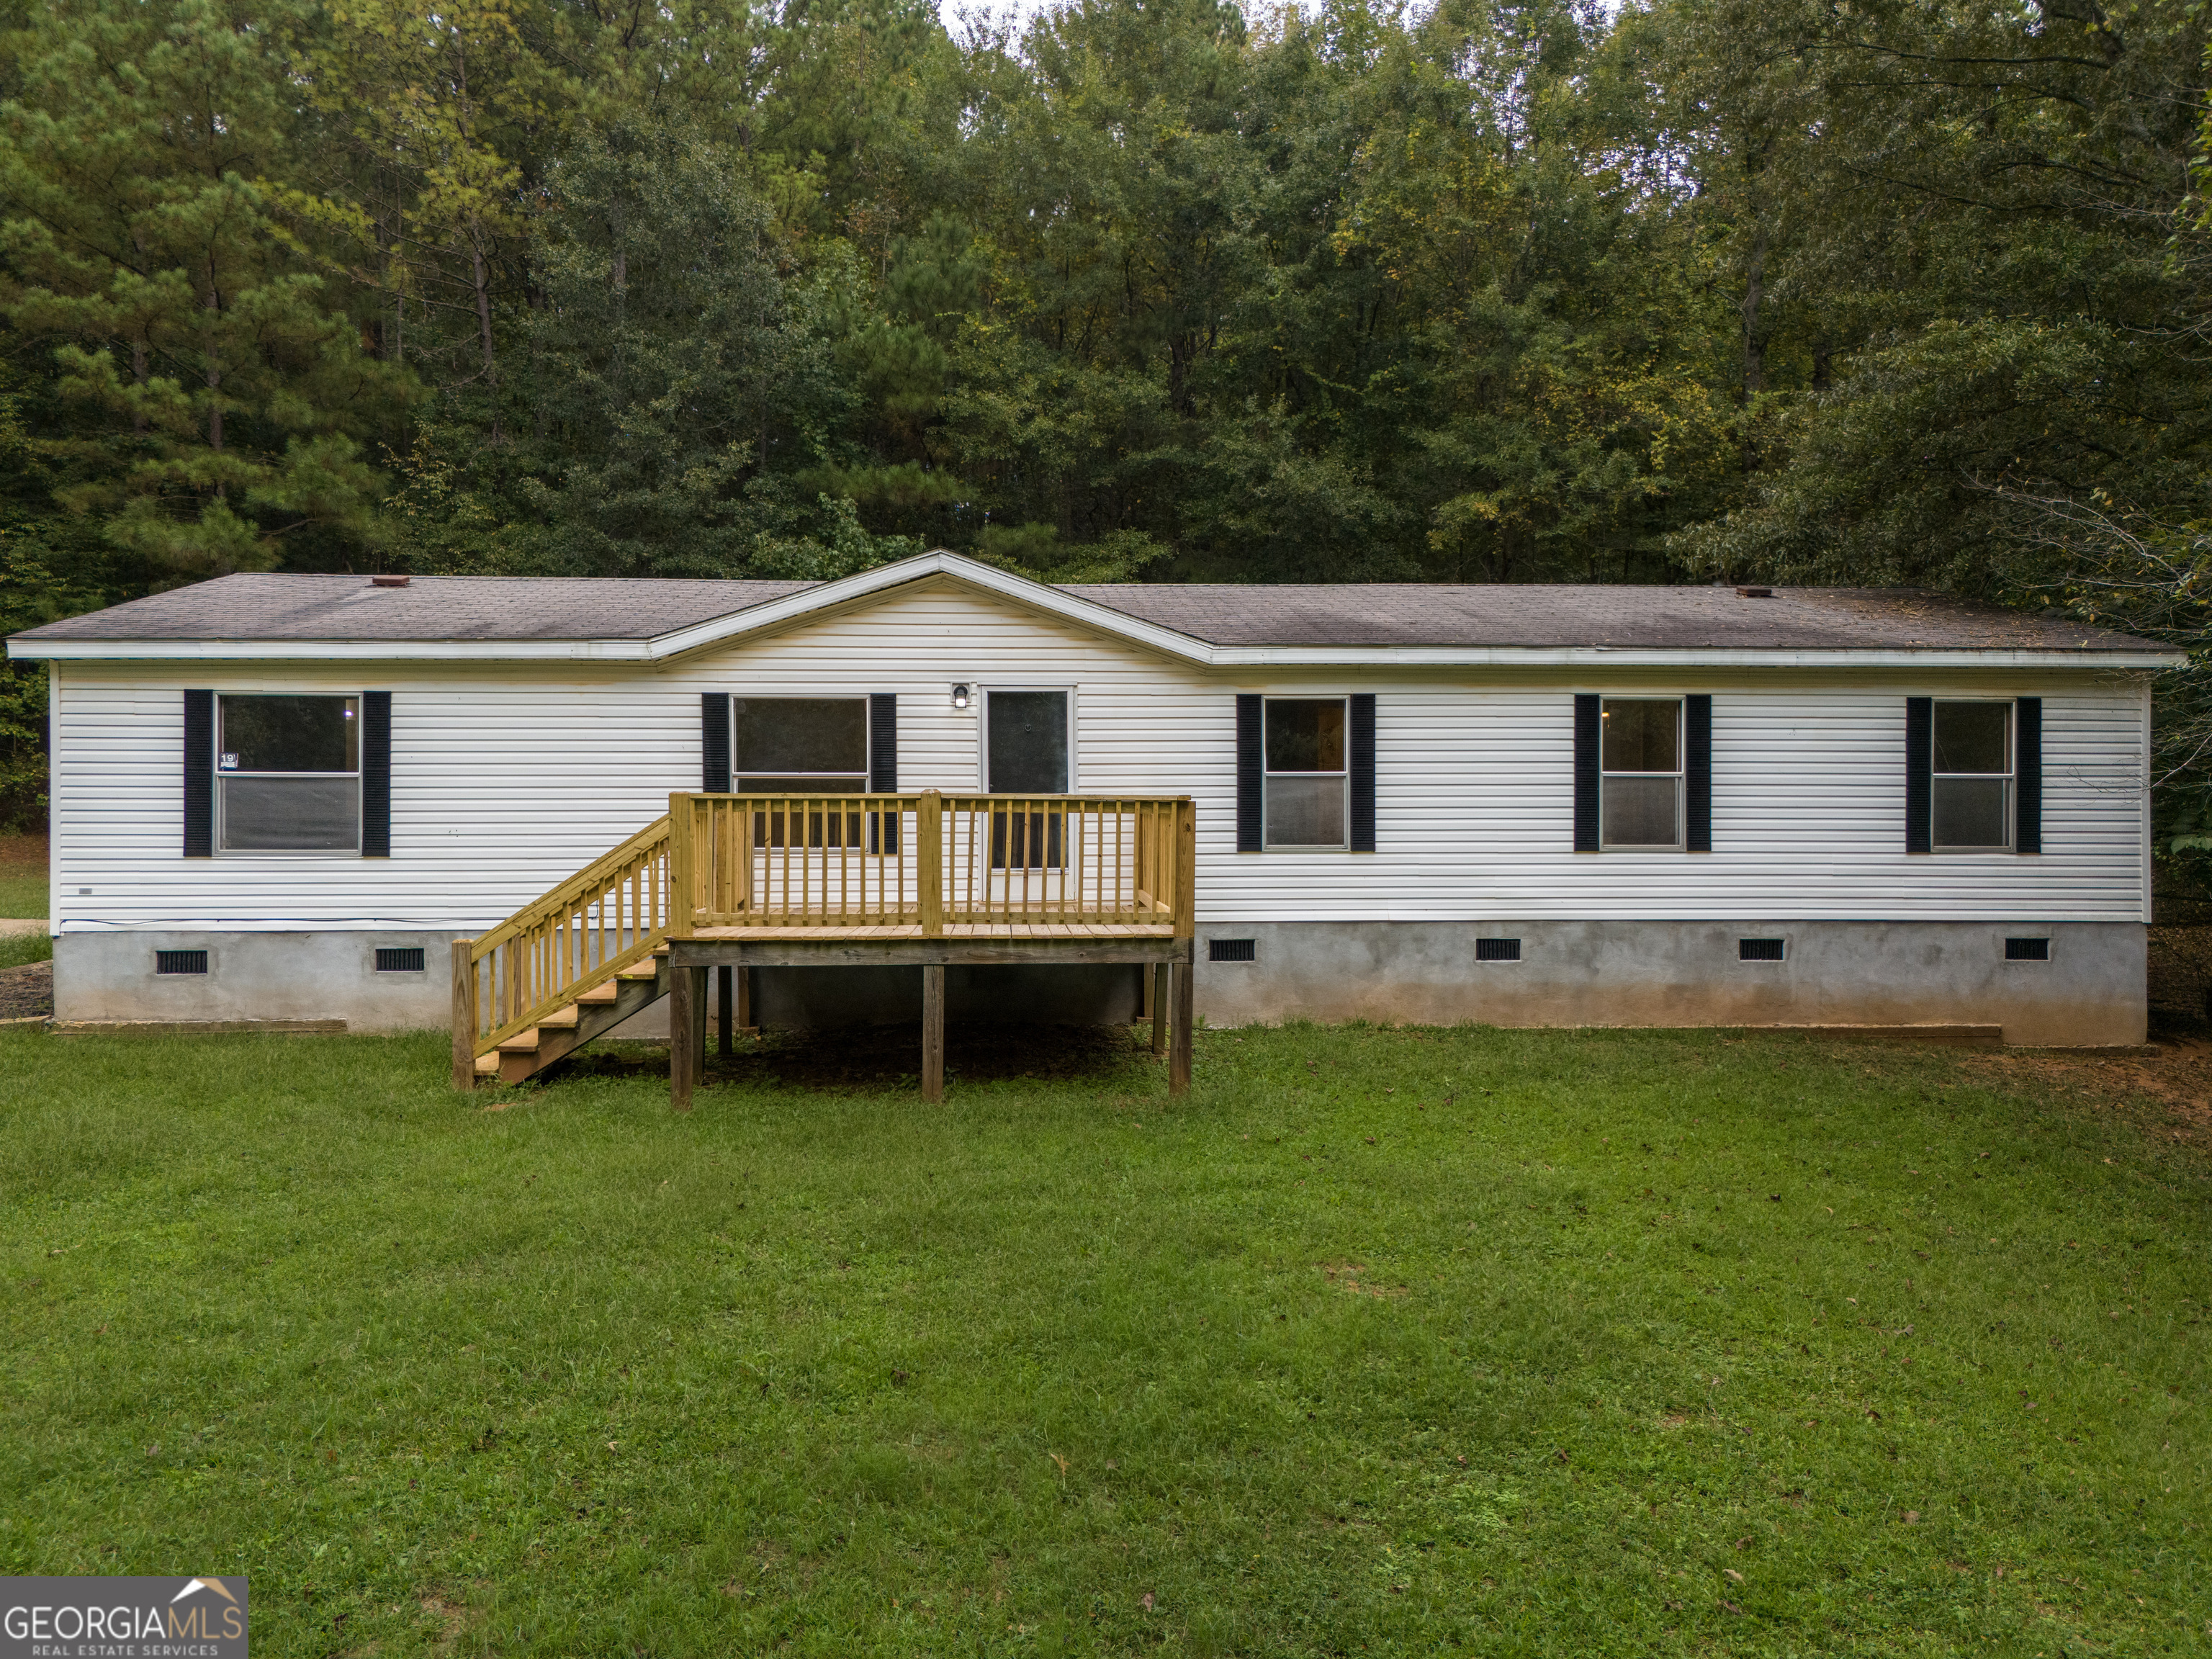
[45,578,2152,932]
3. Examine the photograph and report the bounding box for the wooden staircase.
[454,815,677,1089]
[475,944,673,1084]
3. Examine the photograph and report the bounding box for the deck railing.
[456,791,1194,1074]
[457,814,674,1066]
[670,790,1194,937]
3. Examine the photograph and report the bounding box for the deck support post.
[1150,963,1169,1056]
[670,961,698,1112]
[736,966,752,1033]
[717,965,734,1059]
[451,939,477,1092]
[921,964,945,1102]
[1169,799,1197,1097]
[1169,960,1193,1097]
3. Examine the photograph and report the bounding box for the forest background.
[0,0,2206,856]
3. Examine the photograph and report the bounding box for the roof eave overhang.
[6,637,2180,671]
[3,550,2185,670]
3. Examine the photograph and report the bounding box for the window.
[1933,701,2013,850]
[733,697,867,793]
[734,697,868,848]
[1601,698,1682,849]
[375,947,426,974]
[1475,938,1521,962]
[1739,938,1786,962]
[1264,698,1346,848]
[2005,936,2050,962]
[217,694,359,851]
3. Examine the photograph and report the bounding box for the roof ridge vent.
[1734,585,1773,598]
[369,573,410,588]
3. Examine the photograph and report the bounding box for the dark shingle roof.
[12,574,814,642]
[5,565,2164,654]
[1071,583,2151,652]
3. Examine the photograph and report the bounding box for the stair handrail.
[459,813,674,1063]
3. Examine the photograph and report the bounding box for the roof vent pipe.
[369,574,410,588]
[1735,585,1773,598]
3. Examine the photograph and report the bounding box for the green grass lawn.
[0,832,47,917]
[1,1023,2205,1657]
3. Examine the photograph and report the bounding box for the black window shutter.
[1235,694,1263,852]
[361,691,392,857]
[866,692,900,853]
[183,690,214,857]
[1572,693,1601,852]
[1685,693,1712,853]
[2015,696,2042,854]
[1349,693,1377,852]
[701,693,730,792]
[868,693,898,791]
[1905,696,1933,854]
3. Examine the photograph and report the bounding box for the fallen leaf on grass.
[1719,1599,1744,1615]
[1724,1568,1744,1583]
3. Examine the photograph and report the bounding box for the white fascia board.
[1202,645,2187,670]
[6,636,660,662]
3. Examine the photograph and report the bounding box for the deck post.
[717,965,734,1058]
[737,966,753,1032]
[670,958,697,1112]
[1150,963,1169,1056]
[451,939,477,1092]
[667,793,696,940]
[921,963,945,1102]
[1169,799,1197,1096]
[1169,958,1194,1097]
[918,791,943,935]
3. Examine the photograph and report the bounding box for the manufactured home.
[5,550,2179,1087]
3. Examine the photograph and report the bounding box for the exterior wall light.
[950,683,971,710]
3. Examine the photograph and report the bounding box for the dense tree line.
[0,0,2206,844]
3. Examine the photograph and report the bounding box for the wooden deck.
[456,790,1196,1104]
[689,921,1178,940]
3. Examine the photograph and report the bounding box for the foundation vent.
[1208,938,1257,963]
[1475,938,1521,962]
[1739,938,1786,962]
[376,946,427,974]
[2005,936,2050,961]
[155,949,208,975]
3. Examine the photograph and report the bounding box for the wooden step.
[541,1005,580,1029]
[475,1052,500,1077]
[577,984,621,1004]
[498,1028,541,1053]
[617,961,662,981]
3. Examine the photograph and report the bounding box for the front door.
[984,690,1069,868]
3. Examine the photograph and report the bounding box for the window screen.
[1600,698,1682,848]
[734,698,868,790]
[1933,701,2013,850]
[986,691,1069,793]
[1264,698,1346,848]
[217,695,360,850]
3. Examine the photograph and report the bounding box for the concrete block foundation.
[1190,920,2145,1048]
[51,919,2146,1048]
